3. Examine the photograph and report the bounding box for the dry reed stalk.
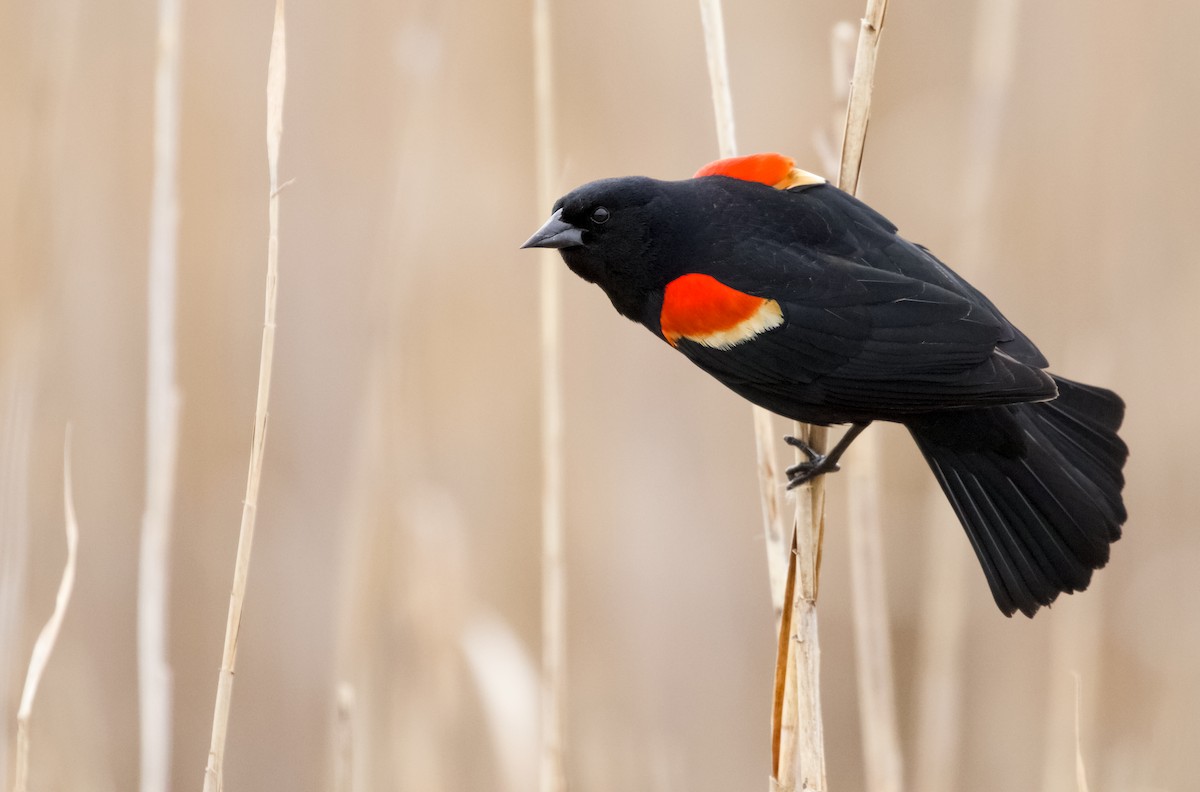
[770,530,800,787]
[754,384,792,621]
[845,433,902,792]
[696,1,802,786]
[1041,582,1102,790]
[201,3,286,789]
[913,3,1020,788]
[698,0,791,620]
[784,462,827,791]
[462,615,541,792]
[0,331,37,789]
[328,367,386,791]
[13,430,80,792]
[698,1,895,787]
[5,1,79,776]
[782,3,894,790]
[1073,674,1090,792]
[5,7,81,777]
[139,1,184,789]
[333,683,354,792]
[813,19,905,792]
[837,0,889,197]
[909,508,968,792]
[957,0,1021,257]
[814,23,857,176]
[531,1,566,790]
[697,0,737,157]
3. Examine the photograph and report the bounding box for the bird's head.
[523,176,680,321]
[522,155,825,322]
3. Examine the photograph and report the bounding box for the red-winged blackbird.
[524,153,1127,618]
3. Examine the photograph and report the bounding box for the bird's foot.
[784,436,841,489]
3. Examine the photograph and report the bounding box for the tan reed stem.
[13,430,79,792]
[139,0,184,788]
[532,0,566,790]
[201,3,286,789]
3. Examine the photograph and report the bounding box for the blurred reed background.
[2,0,1198,790]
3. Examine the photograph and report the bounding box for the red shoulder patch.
[694,153,795,186]
[661,274,784,350]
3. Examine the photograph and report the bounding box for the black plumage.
[524,169,1127,617]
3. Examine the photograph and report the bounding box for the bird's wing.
[778,184,1049,367]
[660,241,1055,416]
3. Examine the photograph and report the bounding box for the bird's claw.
[784,436,841,489]
[784,435,820,460]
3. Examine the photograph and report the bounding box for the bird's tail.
[905,376,1127,617]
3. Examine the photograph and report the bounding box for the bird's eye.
[591,206,610,225]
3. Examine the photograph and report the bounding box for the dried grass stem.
[201,3,286,789]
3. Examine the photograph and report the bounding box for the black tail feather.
[906,376,1128,617]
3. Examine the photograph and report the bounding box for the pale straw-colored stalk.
[4,4,80,778]
[910,494,969,792]
[697,0,737,158]
[696,2,801,787]
[0,331,37,789]
[201,3,286,789]
[699,0,792,621]
[139,0,184,789]
[837,0,890,197]
[780,457,827,792]
[819,19,906,792]
[754,403,793,622]
[13,430,80,792]
[532,1,566,790]
[462,614,541,792]
[1041,568,1102,791]
[1073,674,1090,792]
[835,3,902,791]
[844,433,902,792]
[333,683,355,792]
[784,2,894,789]
[699,1,894,788]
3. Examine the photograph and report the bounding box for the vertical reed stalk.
[1042,595,1102,790]
[13,430,79,792]
[696,1,800,786]
[462,615,541,792]
[785,2,893,789]
[845,433,902,792]
[0,332,37,790]
[4,2,80,779]
[140,1,184,789]
[910,497,968,792]
[836,3,901,791]
[1073,674,1090,792]
[333,683,355,792]
[784,452,827,792]
[697,0,737,157]
[698,0,791,619]
[700,1,892,788]
[837,0,889,197]
[754,402,792,623]
[201,3,286,789]
[532,1,566,790]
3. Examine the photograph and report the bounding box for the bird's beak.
[521,208,585,250]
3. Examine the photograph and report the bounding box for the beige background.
[1,0,1197,789]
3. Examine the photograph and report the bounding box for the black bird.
[523,153,1127,617]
